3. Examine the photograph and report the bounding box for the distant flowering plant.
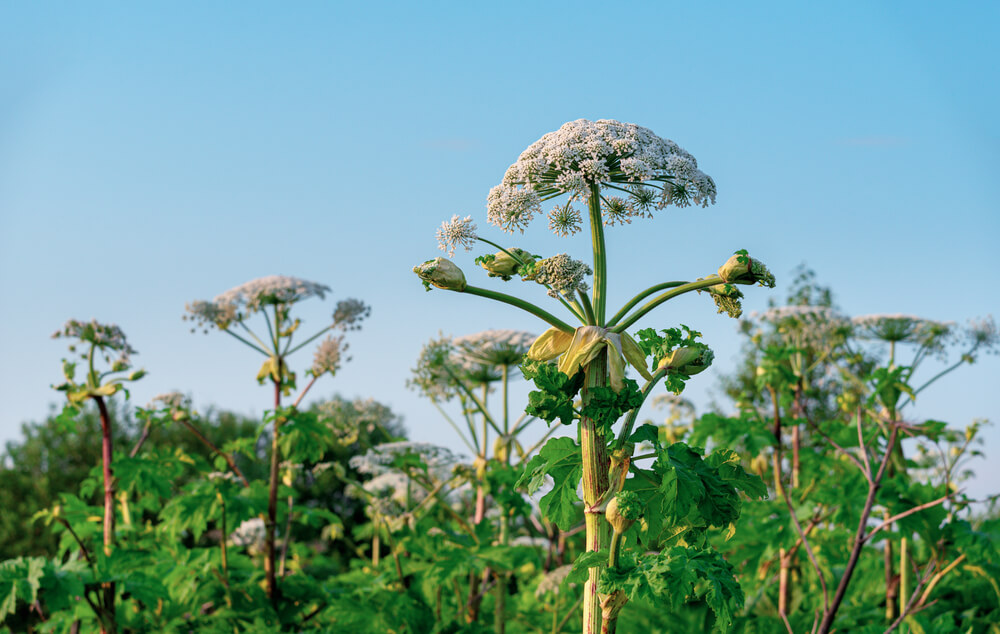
[453,329,535,369]
[52,319,145,404]
[184,275,370,603]
[851,313,954,347]
[413,119,773,633]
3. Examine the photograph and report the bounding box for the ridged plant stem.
[580,349,611,634]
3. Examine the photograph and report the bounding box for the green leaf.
[0,557,46,621]
[629,423,661,447]
[598,546,744,633]
[705,449,768,501]
[564,549,609,590]
[517,437,582,530]
[579,379,643,434]
[521,359,583,426]
[276,410,332,464]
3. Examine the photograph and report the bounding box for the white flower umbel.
[229,517,267,549]
[487,119,717,235]
[349,441,459,480]
[437,214,479,257]
[186,275,330,330]
[453,329,536,368]
[148,391,188,411]
[965,316,999,355]
[851,314,954,345]
[408,336,462,400]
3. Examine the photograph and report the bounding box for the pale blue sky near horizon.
[1,2,998,498]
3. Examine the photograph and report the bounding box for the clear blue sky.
[2,2,997,498]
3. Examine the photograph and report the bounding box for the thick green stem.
[611,277,725,333]
[587,185,608,325]
[581,349,611,634]
[462,285,575,332]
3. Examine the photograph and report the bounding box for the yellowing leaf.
[527,327,574,361]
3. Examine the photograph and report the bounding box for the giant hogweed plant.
[688,280,1000,632]
[184,275,370,605]
[413,119,773,633]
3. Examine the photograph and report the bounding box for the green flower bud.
[606,491,642,533]
[718,250,776,288]
[656,345,714,375]
[413,257,467,292]
[478,248,533,280]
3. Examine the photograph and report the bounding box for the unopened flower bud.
[718,251,776,288]
[657,346,714,375]
[606,491,642,533]
[479,248,533,280]
[413,257,467,292]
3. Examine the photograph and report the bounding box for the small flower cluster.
[185,276,330,330]
[522,253,592,298]
[349,441,459,514]
[312,335,348,377]
[436,215,479,257]
[408,336,461,400]
[547,204,583,236]
[350,441,459,477]
[183,300,238,332]
[535,564,575,598]
[316,397,402,443]
[52,319,136,372]
[229,517,266,549]
[487,119,717,235]
[333,298,371,331]
[965,316,999,355]
[53,319,137,362]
